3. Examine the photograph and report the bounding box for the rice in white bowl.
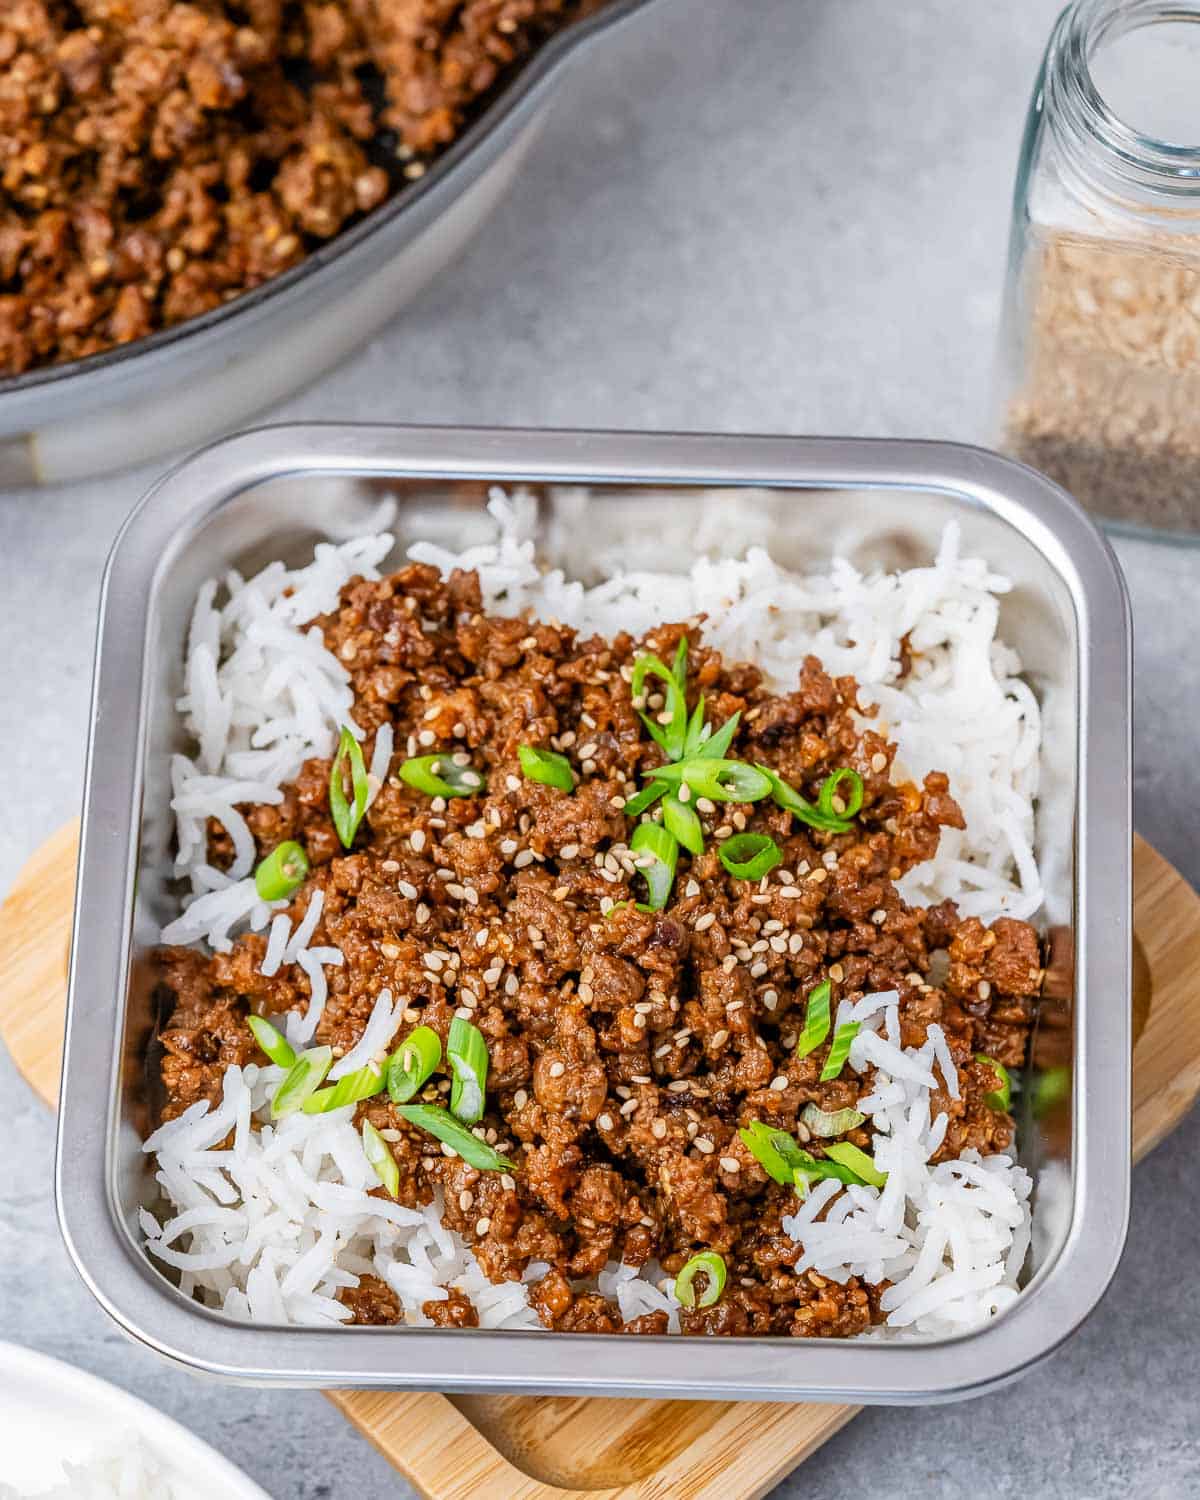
[144,491,1041,1339]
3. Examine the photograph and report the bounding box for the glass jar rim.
[1047,0,1200,199]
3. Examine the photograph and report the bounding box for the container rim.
[57,425,1132,1402]
[0,0,656,401]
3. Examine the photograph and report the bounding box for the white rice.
[145,491,1042,1340]
[782,993,1031,1337]
[0,1437,176,1500]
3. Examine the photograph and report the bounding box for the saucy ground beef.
[0,0,601,375]
[156,560,1041,1337]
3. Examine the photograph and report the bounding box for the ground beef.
[0,0,603,375]
[156,560,1040,1337]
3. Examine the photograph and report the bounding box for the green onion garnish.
[398,753,486,799]
[975,1054,1012,1113]
[362,1120,400,1197]
[604,900,656,918]
[397,1104,517,1172]
[791,1147,868,1189]
[794,980,832,1059]
[817,767,864,821]
[693,709,740,762]
[518,744,574,792]
[673,1250,726,1310]
[643,757,772,804]
[822,1141,887,1188]
[386,1026,442,1104]
[631,653,689,760]
[246,1015,296,1070]
[663,793,705,855]
[681,694,708,758]
[819,1021,860,1081]
[329,726,369,848]
[302,1061,386,1113]
[447,1016,489,1125]
[800,1103,865,1137]
[271,1045,334,1118]
[630,821,679,909]
[253,840,310,901]
[756,765,857,834]
[718,831,782,880]
[738,1120,807,1185]
[671,635,689,689]
[622,780,670,817]
[1033,1064,1070,1117]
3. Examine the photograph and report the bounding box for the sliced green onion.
[791,1147,866,1188]
[518,744,574,793]
[817,768,865,822]
[302,1061,386,1113]
[622,779,670,818]
[819,1021,860,1081]
[671,635,689,689]
[604,900,656,918]
[632,654,688,760]
[823,1141,887,1188]
[674,1251,726,1310]
[738,1120,807,1185]
[801,1103,865,1137]
[386,1026,442,1104]
[756,765,852,834]
[681,693,708,758]
[398,753,486,799]
[976,1054,1012,1113]
[362,1120,400,1197]
[397,1104,517,1172]
[447,1016,489,1125]
[271,1045,334,1118]
[718,831,781,880]
[663,793,705,855]
[693,710,740,762]
[630,821,678,910]
[329,726,370,848]
[794,980,832,1059]
[644,757,772,804]
[253,840,310,901]
[1032,1064,1070,1117]
[246,1015,296,1070]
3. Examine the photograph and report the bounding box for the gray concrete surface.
[2,0,1198,1495]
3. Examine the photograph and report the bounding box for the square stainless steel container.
[58,425,1131,1403]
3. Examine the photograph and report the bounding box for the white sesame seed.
[418,729,436,747]
[710,1028,729,1048]
[696,797,716,814]
[871,908,887,925]
[513,850,534,869]
[694,1137,714,1154]
[501,1174,516,1191]
[380,942,400,960]
[415,902,430,924]
[548,1061,565,1078]
[871,752,888,773]
[719,1156,740,1173]
[633,1013,647,1030]
[410,830,426,853]
[678,782,691,803]
[399,880,419,900]
[475,1217,491,1236]
[978,979,992,999]
[597,1113,614,1130]
[513,1089,528,1108]
[779,885,804,900]
[750,961,769,978]
[621,1098,639,1116]
[667,1080,690,1094]
[770,1075,789,1091]
[459,1190,474,1212]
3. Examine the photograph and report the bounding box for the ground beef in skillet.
[156,560,1040,1337]
[0,1,604,375]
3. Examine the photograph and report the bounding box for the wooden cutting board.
[2,821,1198,1500]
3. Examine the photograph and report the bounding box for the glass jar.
[998,0,1200,540]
